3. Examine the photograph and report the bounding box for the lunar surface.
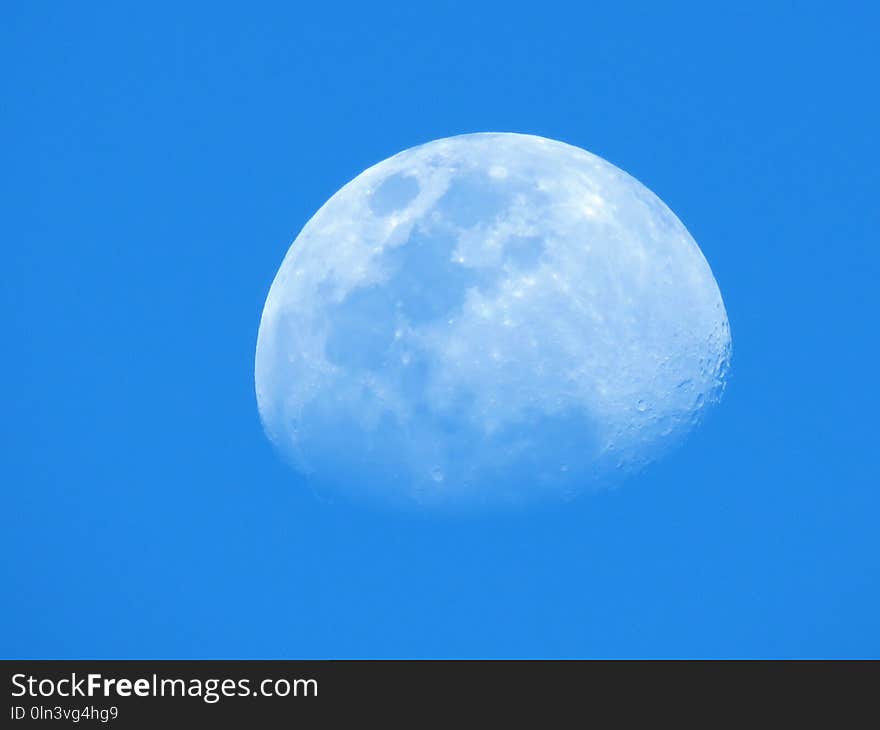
[255,133,731,508]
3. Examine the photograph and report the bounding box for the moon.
[255,133,731,508]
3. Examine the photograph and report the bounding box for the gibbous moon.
[256,133,731,508]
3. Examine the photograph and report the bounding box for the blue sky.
[3,2,877,658]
